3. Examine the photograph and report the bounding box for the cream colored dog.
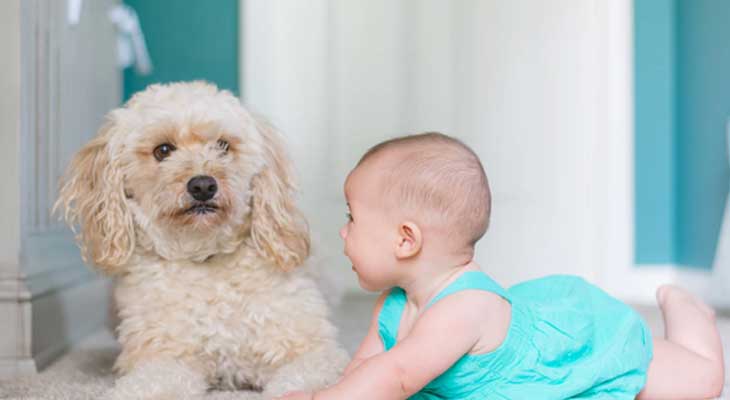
[56,81,348,399]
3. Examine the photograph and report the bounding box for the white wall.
[242,0,699,304]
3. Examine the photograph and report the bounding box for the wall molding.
[0,0,119,379]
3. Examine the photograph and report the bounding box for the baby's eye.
[346,212,353,222]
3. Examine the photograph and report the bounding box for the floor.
[1,294,729,399]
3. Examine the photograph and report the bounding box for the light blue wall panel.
[634,0,730,268]
[675,0,730,268]
[634,0,677,264]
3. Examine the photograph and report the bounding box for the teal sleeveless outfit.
[378,272,654,399]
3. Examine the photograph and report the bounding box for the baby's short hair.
[358,132,491,247]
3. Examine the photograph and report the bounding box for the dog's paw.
[105,359,208,400]
[102,387,204,400]
[206,391,265,400]
[262,344,350,398]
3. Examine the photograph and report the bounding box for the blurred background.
[1,0,729,378]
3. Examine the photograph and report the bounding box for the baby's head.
[340,132,491,291]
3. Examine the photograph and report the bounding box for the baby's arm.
[343,291,388,376]
[316,291,493,400]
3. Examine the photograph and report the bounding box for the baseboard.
[0,274,35,379]
[0,358,36,379]
[31,270,111,371]
[341,264,730,311]
[602,263,730,310]
[0,263,111,379]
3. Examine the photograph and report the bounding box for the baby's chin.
[353,270,388,293]
[351,267,370,290]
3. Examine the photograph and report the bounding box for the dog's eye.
[217,139,230,153]
[153,143,176,161]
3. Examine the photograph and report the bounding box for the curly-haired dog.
[56,81,349,399]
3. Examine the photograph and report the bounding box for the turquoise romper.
[378,272,654,399]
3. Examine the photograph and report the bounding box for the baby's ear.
[54,116,135,275]
[395,221,422,259]
[248,115,310,271]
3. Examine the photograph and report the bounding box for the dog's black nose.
[187,175,218,201]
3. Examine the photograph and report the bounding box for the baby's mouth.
[184,202,219,215]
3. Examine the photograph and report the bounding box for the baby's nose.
[339,225,347,239]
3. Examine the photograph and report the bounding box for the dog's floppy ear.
[249,116,310,271]
[54,116,135,275]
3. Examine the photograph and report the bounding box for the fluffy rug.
[0,331,264,400]
[2,298,728,399]
[0,294,372,400]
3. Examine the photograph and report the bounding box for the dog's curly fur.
[55,81,349,399]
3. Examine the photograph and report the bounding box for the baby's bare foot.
[656,284,716,320]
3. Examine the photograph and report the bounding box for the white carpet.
[1,296,728,399]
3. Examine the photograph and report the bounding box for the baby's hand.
[273,390,314,400]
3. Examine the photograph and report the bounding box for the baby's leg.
[637,285,725,400]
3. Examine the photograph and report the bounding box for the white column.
[242,0,349,292]
[241,0,331,192]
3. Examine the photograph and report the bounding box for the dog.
[56,81,349,399]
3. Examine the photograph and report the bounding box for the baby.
[278,132,725,399]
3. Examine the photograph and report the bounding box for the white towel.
[108,4,153,75]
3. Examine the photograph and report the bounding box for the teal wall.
[674,0,730,268]
[634,0,677,264]
[123,0,239,101]
[634,0,730,268]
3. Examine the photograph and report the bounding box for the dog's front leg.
[261,344,350,399]
[103,358,209,400]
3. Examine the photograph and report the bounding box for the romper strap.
[378,287,407,351]
[378,271,509,351]
[425,271,511,309]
